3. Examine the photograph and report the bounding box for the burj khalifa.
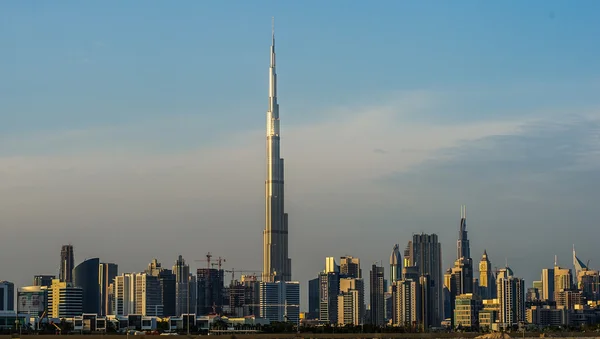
[263,21,291,283]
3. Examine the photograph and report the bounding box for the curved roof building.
[73,257,100,314]
[389,244,401,284]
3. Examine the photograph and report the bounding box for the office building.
[173,255,190,316]
[135,273,163,316]
[390,244,401,285]
[48,279,83,318]
[60,245,74,283]
[454,293,481,329]
[369,264,385,326]
[319,271,339,324]
[394,279,419,327]
[340,256,361,278]
[146,259,176,316]
[307,277,319,320]
[33,275,55,288]
[73,257,100,314]
[577,269,599,301]
[0,281,15,312]
[99,263,118,316]
[496,267,525,329]
[409,233,443,326]
[114,274,135,316]
[325,257,339,274]
[262,21,292,283]
[554,263,573,292]
[338,290,360,325]
[17,286,46,316]
[541,268,555,301]
[340,277,365,324]
[259,281,300,324]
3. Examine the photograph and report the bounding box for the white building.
[496,267,525,329]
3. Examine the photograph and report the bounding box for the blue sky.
[1,1,600,307]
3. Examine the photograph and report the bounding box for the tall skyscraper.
[339,277,365,324]
[390,244,401,285]
[340,256,362,278]
[369,264,385,326]
[173,255,190,316]
[496,267,525,329]
[263,21,292,283]
[541,268,555,302]
[60,245,74,283]
[410,233,443,327]
[73,257,100,314]
[478,250,496,299]
[454,206,474,294]
[146,259,176,316]
[99,263,118,316]
[319,271,340,324]
[307,277,320,319]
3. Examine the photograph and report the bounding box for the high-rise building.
[146,259,177,316]
[325,257,339,274]
[99,263,118,316]
[339,277,365,324]
[340,256,361,279]
[60,245,74,283]
[33,275,55,287]
[263,22,292,283]
[541,268,555,301]
[197,268,224,315]
[173,255,190,316]
[114,274,135,316]
[448,206,474,324]
[554,264,573,293]
[134,273,163,316]
[369,264,385,326]
[259,281,300,324]
[0,281,15,312]
[454,293,482,329]
[48,279,83,318]
[337,290,360,325]
[390,244,401,285]
[307,277,320,319]
[319,271,340,324]
[496,267,525,329]
[410,233,443,326]
[73,257,100,314]
[479,250,496,299]
[394,279,419,327]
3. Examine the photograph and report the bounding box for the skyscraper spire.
[263,18,291,283]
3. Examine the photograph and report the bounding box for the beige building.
[454,293,481,329]
[394,279,419,327]
[337,290,360,325]
[555,290,582,310]
[338,277,364,324]
[526,306,568,326]
[554,266,573,292]
[479,298,499,331]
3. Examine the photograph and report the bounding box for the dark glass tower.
[73,258,100,314]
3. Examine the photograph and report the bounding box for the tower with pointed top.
[263,19,292,283]
[478,250,496,299]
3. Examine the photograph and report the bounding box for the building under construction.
[196,268,225,315]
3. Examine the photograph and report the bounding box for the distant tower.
[390,244,401,285]
[173,255,190,316]
[478,250,495,298]
[59,245,74,283]
[411,233,443,327]
[369,264,385,326]
[496,267,525,330]
[340,256,362,278]
[263,18,292,283]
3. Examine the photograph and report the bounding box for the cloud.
[2,88,598,299]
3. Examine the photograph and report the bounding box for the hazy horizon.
[2,1,600,310]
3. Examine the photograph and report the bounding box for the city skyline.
[1,0,600,302]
